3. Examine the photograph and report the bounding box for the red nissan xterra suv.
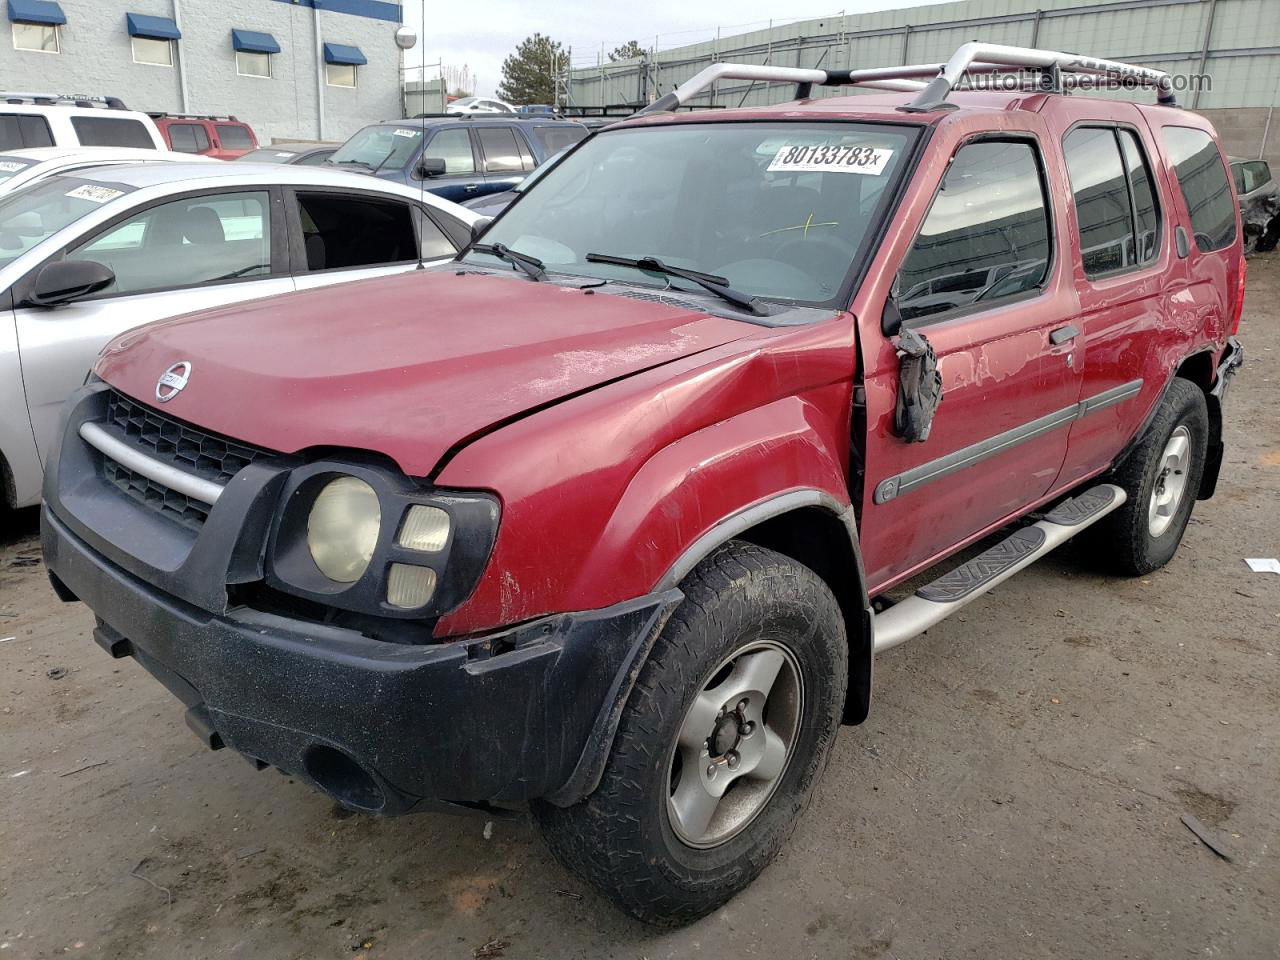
[42,43,1245,925]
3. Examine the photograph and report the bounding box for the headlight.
[306,476,381,582]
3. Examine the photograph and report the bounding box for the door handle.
[1050,324,1079,346]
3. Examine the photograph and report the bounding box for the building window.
[132,36,173,66]
[236,50,271,78]
[12,22,59,53]
[326,63,357,88]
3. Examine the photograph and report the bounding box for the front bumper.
[44,506,680,814]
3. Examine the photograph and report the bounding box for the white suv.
[0,94,164,151]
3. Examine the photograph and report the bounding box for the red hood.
[95,270,750,477]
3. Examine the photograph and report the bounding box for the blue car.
[326,116,588,203]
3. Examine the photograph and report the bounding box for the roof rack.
[1,91,129,110]
[147,112,240,122]
[636,41,1176,116]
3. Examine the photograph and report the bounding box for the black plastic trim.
[916,526,1045,602]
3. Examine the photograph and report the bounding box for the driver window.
[68,190,272,296]
[896,140,1051,323]
[425,128,475,175]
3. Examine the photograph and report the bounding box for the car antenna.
[416,0,427,271]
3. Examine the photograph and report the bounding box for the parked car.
[235,142,340,166]
[149,113,259,160]
[325,116,588,202]
[0,146,212,194]
[460,145,569,216]
[1229,157,1280,253]
[447,96,516,115]
[0,93,164,150]
[0,162,479,510]
[41,44,1244,926]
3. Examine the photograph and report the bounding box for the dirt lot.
[2,257,1278,960]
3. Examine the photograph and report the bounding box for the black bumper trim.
[43,506,682,813]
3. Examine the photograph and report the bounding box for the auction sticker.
[66,184,124,203]
[0,161,25,172]
[768,143,893,175]
[392,128,419,138]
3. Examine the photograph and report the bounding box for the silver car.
[1,162,479,511]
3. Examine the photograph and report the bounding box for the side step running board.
[872,484,1126,653]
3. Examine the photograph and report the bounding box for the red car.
[43,43,1244,925]
[148,112,258,160]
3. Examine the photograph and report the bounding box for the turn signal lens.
[387,563,437,609]
[398,505,450,552]
[306,477,380,583]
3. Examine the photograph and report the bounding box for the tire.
[1083,378,1208,576]
[532,541,848,926]
[1257,215,1280,253]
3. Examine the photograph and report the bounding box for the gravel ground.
[1,255,1277,960]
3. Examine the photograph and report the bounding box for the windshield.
[467,121,916,306]
[328,124,422,171]
[0,155,37,186]
[0,175,135,268]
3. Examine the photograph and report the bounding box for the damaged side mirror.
[893,326,943,443]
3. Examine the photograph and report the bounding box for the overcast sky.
[402,0,941,97]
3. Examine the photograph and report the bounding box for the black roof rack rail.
[0,91,129,110]
[636,41,1177,116]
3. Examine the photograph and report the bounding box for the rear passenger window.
[216,124,253,150]
[532,125,587,156]
[477,127,525,173]
[69,190,272,295]
[0,114,54,149]
[1160,126,1236,252]
[71,116,154,148]
[425,128,475,174]
[896,140,1051,323]
[1063,128,1132,276]
[1063,127,1160,277]
[296,193,418,271]
[168,123,201,153]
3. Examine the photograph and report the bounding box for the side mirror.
[469,217,494,245]
[416,157,447,178]
[881,277,904,336]
[27,259,115,307]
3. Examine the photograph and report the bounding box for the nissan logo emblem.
[156,361,192,403]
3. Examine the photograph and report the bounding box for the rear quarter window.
[1160,126,1236,252]
[532,125,587,156]
[216,124,254,150]
[72,116,155,148]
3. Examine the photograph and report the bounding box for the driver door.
[15,187,291,462]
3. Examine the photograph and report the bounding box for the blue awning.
[126,13,180,40]
[7,0,66,25]
[231,29,280,54]
[323,42,366,66]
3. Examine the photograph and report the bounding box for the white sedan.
[0,146,209,194]
[0,161,479,511]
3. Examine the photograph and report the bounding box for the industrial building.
[567,0,1280,164]
[1,0,407,144]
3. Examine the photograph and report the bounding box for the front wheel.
[1083,378,1208,575]
[532,541,847,926]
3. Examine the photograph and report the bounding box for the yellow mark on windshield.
[759,212,839,239]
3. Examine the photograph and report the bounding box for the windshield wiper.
[471,242,546,282]
[334,159,372,170]
[585,253,766,316]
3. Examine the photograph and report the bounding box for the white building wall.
[0,0,405,145]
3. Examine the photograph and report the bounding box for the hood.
[95,270,750,478]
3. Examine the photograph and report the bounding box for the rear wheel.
[1083,378,1208,575]
[1257,215,1280,253]
[532,541,847,926]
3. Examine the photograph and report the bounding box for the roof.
[52,161,482,221]
[0,146,197,163]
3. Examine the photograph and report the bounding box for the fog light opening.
[303,745,385,812]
